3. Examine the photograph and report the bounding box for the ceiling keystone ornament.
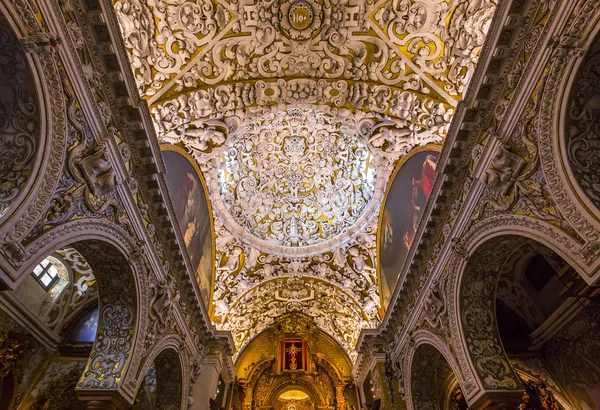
[113,0,498,359]
[280,0,322,40]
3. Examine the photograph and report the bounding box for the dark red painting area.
[281,339,307,372]
[380,151,440,308]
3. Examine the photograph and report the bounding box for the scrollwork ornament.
[0,19,38,217]
[75,240,136,391]
[566,35,600,211]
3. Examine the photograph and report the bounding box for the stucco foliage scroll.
[0,18,38,218]
[459,237,524,391]
[115,0,497,105]
[76,240,136,390]
[219,276,373,360]
[566,34,600,211]
[111,0,499,359]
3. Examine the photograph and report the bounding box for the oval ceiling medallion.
[216,108,379,256]
[279,0,322,40]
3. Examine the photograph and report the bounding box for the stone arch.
[250,364,333,408]
[14,219,146,406]
[446,215,591,403]
[134,335,190,410]
[538,5,600,277]
[450,214,596,408]
[404,331,468,408]
[0,1,68,245]
[269,381,321,408]
[457,235,526,387]
[457,214,591,281]
[407,341,465,410]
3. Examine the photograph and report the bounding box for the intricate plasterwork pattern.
[566,34,600,211]
[0,19,38,218]
[115,0,496,104]
[75,240,136,390]
[218,108,376,249]
[168,104,445,356]
[219,276,373,360]
[458,236,525,391]
[111,0,498,358]
[113,0,232,98]
[410,343,452,410]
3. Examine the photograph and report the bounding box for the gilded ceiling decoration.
[113,0,497,358]
[221,276,376,360]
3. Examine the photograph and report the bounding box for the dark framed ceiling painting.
[379,148,441,309]
[162,145,214,310]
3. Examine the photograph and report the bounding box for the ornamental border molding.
[0,0,68,249]
[538,2,600,259]
[447,213,586,401]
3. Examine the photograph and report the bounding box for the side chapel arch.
[133,335,190,410]
[14,219,146,406]
[408,341,468,410]
[0,1,68,250]
[537,5,600,284]
[451,215,590,407]
[557,17,600,222]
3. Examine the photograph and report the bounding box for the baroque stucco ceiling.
[113,0,496,359]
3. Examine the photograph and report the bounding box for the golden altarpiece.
[233,314,358,410]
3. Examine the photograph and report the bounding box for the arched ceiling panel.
[112,0,498,358]
[219,276,372,360]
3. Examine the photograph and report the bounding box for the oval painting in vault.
[380,150,440,309]
[163,148,213,308]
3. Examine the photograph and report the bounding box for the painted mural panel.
[380,150,440,308]
[68,305,99,343]
[163,149,213,308]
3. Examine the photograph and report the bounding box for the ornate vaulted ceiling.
[113,0,497,358]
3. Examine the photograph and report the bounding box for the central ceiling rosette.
[215,108,379,255]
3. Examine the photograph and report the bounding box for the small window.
[32,258,60,291]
